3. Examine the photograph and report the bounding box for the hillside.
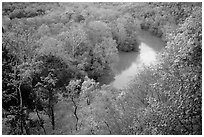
[2,2,202,135]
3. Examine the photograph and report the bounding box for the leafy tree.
[62,79,82,131]
[123,6,202,135]
[77,84,125,135]
[35,72,58,130]
[57,24,88,58]
[86,21,112,44]
[2,2,201,135]
[2,26,45,134]
[112,13,140,52]
[2,36,42,134]
[37,24,51,38]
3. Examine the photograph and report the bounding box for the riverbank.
[99,30,165,89]
[2,2,201,135]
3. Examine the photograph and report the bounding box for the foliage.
[121,6,202,135]
[35,72,58,130]
[110,13,141,52]
[75,3,202,135]
[77,85,121,135]
[2,33,43,134]
[2,2,202,135]
[2,2,59,19]
[136,2,201,41]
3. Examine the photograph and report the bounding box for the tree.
[113,13,140,52]
[35,72,58,130]
[77,84,125,135]
[37,24,51,38]
[62,79,82,131]
[2,30,42,135]
[86,21,112,44]
[57,24,88,58]
[124,6,202,135]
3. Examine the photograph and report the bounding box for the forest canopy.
[2,2,202,135]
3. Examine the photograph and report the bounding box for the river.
[100,30,165,89]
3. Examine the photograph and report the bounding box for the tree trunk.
[18,83,24,134]
[18,84,30,135]
[14,64,24,134]
[36,109,47,134]
[51,106,55,130]
[22,115,30,135]
[71,98,78,131]
[49,90,55,130]
[104,121,112,134]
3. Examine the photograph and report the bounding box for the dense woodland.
[2,2,202,135]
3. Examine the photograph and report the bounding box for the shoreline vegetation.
[2,2,202,135]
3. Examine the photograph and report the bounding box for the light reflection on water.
[139,43,157,65]
[111,43,157,89]
[111,31,164,89]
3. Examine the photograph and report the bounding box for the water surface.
[111,31,165,89]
